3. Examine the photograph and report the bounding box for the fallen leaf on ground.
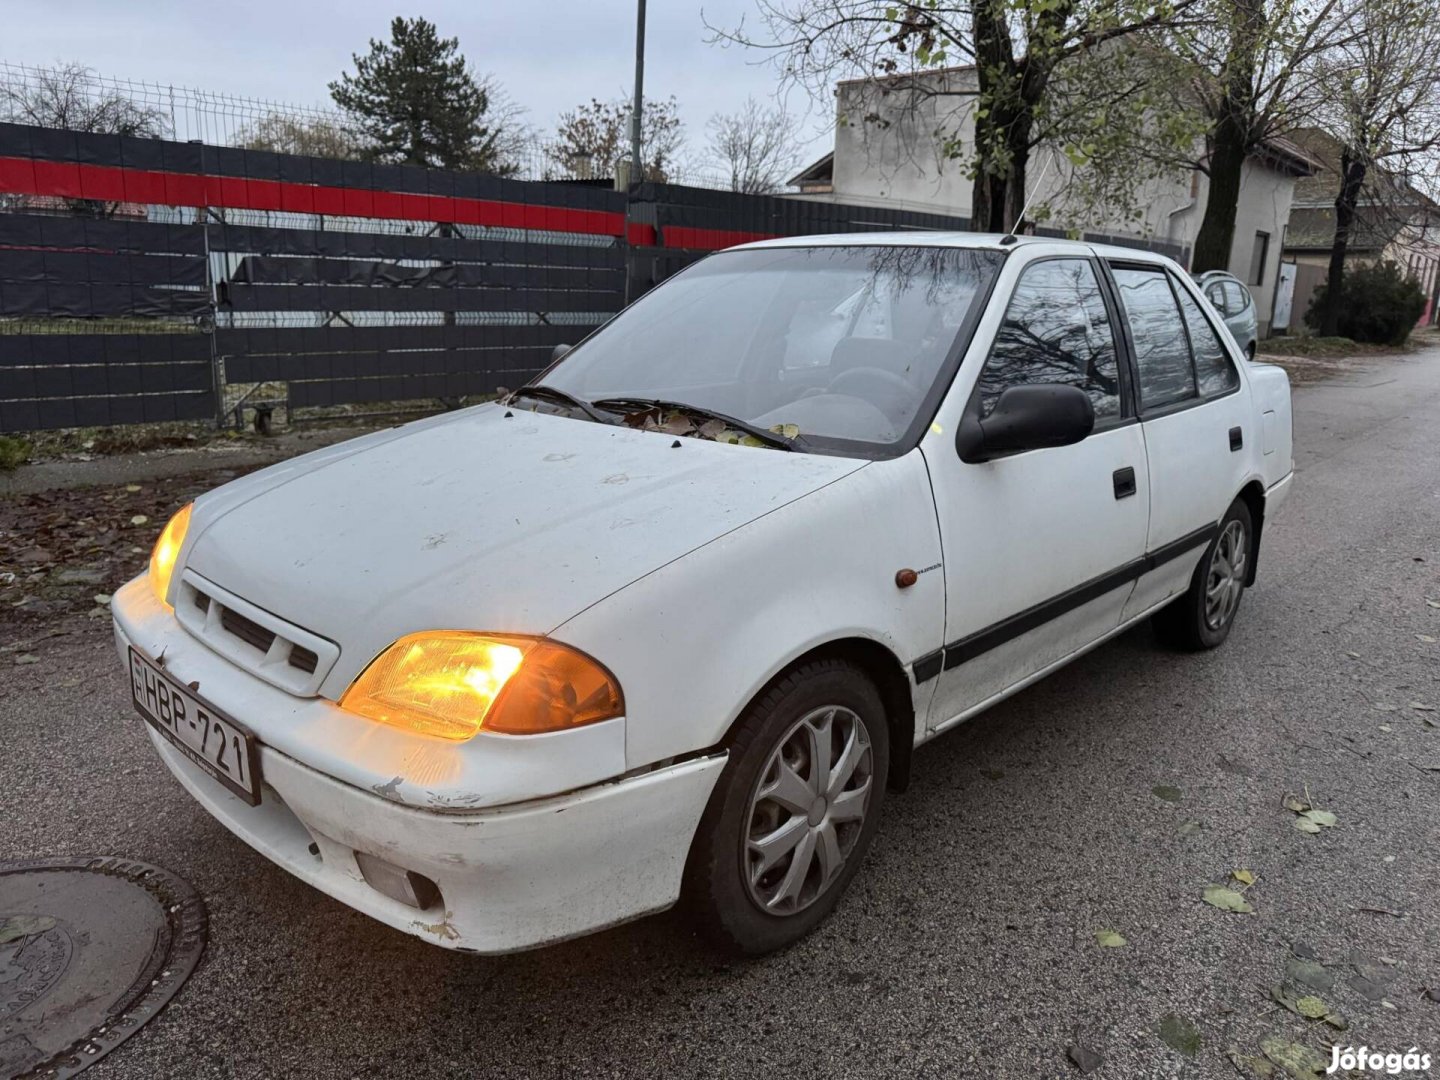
[1418,634,1437,644]
[1152,784,1182,802]
[93,593,111,605]
[1293,817,1322,834]
[1231,869,1257,887]
[1283,796,1311,813]
[0,914,56,944]
[1157,1014,1201,1056]
[1302,809,1337,828]
[1203,885,1255,913]
[124,483,142,492]
[15,654,39,665]
[1094,929,1127,947]
[1259,1035,1329,1078]
[1229,1050,1277,1078]
[129,514,149,526]
[1177,820,1204,836]
[1295,995,1327,1019]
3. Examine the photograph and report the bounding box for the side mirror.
[956,384,1095,463]
[551,343,572,363]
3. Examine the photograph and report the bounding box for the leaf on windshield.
[697,419,727,439]
[770,423,800,439]
[660,412,695,435]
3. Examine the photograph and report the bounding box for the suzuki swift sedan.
[115,235,1294,956]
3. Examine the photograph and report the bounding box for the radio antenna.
[1005,151,1056,240]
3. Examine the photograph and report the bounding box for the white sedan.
[114,235,1293,956]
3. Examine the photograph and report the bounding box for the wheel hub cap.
[1204,519,1248,631]
[742,705,874,915]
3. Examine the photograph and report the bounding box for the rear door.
[1104,262,1251,620]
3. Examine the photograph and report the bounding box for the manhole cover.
[0,857,206,1079]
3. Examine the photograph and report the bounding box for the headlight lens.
[340,631,624,740]
[148,502,193,607]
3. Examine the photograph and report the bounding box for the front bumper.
[113,593,726,954]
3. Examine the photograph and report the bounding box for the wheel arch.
[717,636,917,795]
[1236,478,1266,585]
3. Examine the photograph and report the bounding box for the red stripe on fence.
[661,226,777,250]
[0,156,630,240]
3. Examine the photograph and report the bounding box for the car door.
[1104,262,1251,620]
[921,254,1151,734]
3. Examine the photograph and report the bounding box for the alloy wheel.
[1204,519,1248,631]
[742,705,874,915]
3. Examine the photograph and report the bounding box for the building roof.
[1284,206,1399,253]
[787,152,834,188]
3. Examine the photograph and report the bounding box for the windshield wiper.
[504,384,614,426]
[591,396,798,451]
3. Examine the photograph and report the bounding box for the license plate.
[129,646,261,805]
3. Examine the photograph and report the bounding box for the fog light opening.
[354,851,443,911]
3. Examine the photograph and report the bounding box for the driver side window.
[976,259,1122,423]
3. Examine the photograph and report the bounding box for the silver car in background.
[1195,270,1259,359]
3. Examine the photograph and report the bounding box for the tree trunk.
[970,0,1017,233]
[1191,110,1247,273]
[1193,0,1262,273]
[1319,149,1366,336]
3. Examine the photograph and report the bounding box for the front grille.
[288,647,319,674]
[178,574,335,692]
[220,606,277,654]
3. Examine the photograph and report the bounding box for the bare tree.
[708,1,1198,232]
[1155,0,1362,271]
[706,98,799,193]
[0,61,168,137]
[1308,0,1440,334]
[0,61,169,216]
[549,96,684,180]
[236,113,364,159]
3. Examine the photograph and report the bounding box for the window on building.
[977,258,1122,422]
[1249,232,1270,286]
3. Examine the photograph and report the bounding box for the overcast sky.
[4,1,835,170]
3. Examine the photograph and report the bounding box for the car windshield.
[539,245,1003,455]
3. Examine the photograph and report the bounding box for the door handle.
[1229,426,1243,451]
[1113,466,1137,500]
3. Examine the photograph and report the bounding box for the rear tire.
[1153,499,1254,650]
[683,659,888,956]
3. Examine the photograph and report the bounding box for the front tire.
[684,659,889,955]
[1153,499,1254,650]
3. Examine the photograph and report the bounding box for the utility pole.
[630,0,646,187]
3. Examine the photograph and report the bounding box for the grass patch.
[0,435,31,471]
[1256,335,1413,359]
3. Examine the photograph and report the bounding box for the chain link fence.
[0,60,734,189]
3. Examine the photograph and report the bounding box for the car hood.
[184,404,865,690]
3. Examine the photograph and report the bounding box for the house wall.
[823,69,1301,336]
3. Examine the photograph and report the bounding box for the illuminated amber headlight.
[340,632,624,740]
[148,502,193,607]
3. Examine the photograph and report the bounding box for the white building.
[789,66,1318,336]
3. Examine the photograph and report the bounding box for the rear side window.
[1223,281,1250,313]
[1174,283,1240,396]
[1205,283,1229,315]
[1110,266,1195,410]
[977,258,1122,422]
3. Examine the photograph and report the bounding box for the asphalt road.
[6,348,1440,1079]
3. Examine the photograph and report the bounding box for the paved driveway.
[5,348,1439,1079]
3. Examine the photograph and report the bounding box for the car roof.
[729,231,1177,265]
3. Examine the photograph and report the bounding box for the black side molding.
[911,522,1219,684]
